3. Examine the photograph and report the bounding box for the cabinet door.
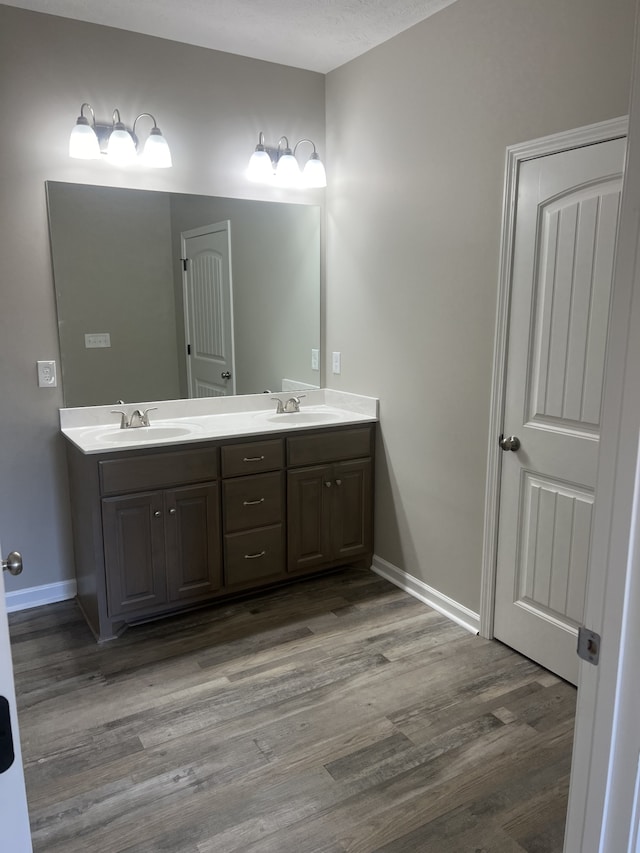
[102,491,167,617]
[165,483,222,602]
[287,464,332,572]
[331,458,373,562]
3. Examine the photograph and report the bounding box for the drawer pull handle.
[243,498,265,506]
[243,455,265,462]
[244,550,266,560]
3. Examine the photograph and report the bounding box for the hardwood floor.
[8,568,576,853]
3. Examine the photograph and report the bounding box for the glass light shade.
[69,121,100,159]
[141,128,172,168]
[106,125,137,165]
[246,149,274,183]
[302,154,327,188]
[275,152,301,187]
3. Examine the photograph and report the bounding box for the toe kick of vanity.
[65,423,375,641]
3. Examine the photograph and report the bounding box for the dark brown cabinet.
[287,458,373,573]
[102,490,167,617]
[102,483,221,617]
[287,429,374,574]
[221,439,286,590]
[65,423,374,641]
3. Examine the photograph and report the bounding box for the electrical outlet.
[332,351,341,374]
[37,360,57,388]
[85,333,111,348]
[311,348,320,371]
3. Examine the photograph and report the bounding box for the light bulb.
[302,153,327,188]
[247,149,274,182]
[141,127,172,168]
[106,122,137,166]
[275,152,301,187]
[69,118,100,160]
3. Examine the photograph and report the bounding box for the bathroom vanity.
[61,391,377,640]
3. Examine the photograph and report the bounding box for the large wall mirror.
[46,181,321,408]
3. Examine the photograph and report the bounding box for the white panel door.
[182,221,235,398]
[0,542,32,851]
[494,138,625,684]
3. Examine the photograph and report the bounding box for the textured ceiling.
[3,0,458,73]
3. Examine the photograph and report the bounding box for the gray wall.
[0,4,324,593]
[325,0,636,611]
[48,183,180,406]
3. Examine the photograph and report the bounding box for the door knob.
[221,371,231,379]
[1,551,23,576]
[499,434,521,452]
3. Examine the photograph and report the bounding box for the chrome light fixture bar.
[69,103,172,168]
[247,132,326,188]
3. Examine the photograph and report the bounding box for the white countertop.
[60,389,379,455]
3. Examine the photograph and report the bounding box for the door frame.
[180,220,236,398]
[479,116,629,641]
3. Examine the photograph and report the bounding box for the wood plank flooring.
[8,568,576,852]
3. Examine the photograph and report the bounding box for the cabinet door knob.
[335,479,342,486]
[168,508,177,515]
[154,510,162,518]
[324,481,332,488]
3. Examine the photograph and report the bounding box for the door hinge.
[181,258,188,271]
[577,626,601,665]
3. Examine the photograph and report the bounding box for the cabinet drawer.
[287,426,374,467]
[221,439,284,477]
[99,447,219,496]
[223,472,284,533]
[224,525,285,588]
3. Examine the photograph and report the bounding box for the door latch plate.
[577,626,601,665]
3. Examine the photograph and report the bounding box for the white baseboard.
[5,579,77,613]
[371,555,480,635]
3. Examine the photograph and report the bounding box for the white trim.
[371,555,480,635]
[5,579,77,613]
[479,116,629,641]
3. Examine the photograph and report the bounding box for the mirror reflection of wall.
[46,182,321,408]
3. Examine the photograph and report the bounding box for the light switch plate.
[311,348,320,371]
[332,351,341,374]
[37,360,57,388]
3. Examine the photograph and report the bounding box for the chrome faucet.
[271,394,306,414]
[111,407,158,429]
[283,394,305,413]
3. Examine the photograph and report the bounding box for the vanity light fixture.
[69,103,172,168]
[247,132,326,188]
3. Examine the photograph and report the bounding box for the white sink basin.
[91,424,203,444]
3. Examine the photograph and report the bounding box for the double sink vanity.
[61,389,378,641]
